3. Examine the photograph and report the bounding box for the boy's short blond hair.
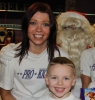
[46,57,76,75]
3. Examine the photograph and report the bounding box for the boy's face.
[45,64,76,99]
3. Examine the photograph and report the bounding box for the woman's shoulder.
[57,46,70,58]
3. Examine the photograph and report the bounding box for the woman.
[0,2,69,100]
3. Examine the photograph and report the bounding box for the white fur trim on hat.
[57,12,89,23]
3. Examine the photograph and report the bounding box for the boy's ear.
[44,75,49,85]
[72,76,76,86]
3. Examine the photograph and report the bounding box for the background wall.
[65,0,95,24]
[0,0,95,46]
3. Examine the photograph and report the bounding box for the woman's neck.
[29,44,47,54]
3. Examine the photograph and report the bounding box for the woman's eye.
[29,22,36,25]
[43,23,50,27]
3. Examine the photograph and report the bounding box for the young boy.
[38,57,80,100]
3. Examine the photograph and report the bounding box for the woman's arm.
[81,74,91,88]
[1,88,16,100]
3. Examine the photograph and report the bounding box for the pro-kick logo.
[20,68,46,79]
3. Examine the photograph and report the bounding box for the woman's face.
[28,11,50,47]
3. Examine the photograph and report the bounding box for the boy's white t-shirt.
[0,43,69,100]
[38,92,80,100]
[80,47,95,81]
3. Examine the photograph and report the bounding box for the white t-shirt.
[0,43,69,100]
[71,77,82,98]
[38,92,80,100]
[80,47,95,81]
[88,81,95,88]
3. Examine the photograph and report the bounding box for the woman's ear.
[44,75,49,85]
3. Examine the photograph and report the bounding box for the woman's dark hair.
[15,2,60,64]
